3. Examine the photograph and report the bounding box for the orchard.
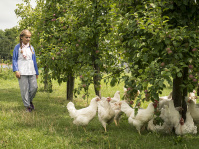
[15,0,199,121]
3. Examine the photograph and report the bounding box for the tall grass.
[1,69,199,149]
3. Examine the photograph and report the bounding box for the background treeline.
[0,27,18,63]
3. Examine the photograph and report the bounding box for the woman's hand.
[36,75,38,79]
[15,71,21,78]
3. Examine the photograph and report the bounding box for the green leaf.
[177,72,182,77]
[134,65,138,69]
[138,69,143,74]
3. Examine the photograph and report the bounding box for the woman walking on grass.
[12,29,39,112]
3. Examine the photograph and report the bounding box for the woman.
[12,29,39,112]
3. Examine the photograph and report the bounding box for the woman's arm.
[12,44,20,72]
[32,46,39,75]
[12,44,21,78]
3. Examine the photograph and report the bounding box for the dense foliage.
[115,0,199,102]
[15,0,199,116]
[0,27,18,63]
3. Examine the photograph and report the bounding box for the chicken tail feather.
[67,102,77,118]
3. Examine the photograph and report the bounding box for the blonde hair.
[19,29,34,54]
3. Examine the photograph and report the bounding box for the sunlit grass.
[1,71,199,149]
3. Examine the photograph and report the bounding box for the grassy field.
[1,68,199,149]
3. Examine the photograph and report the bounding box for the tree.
[162,0,199,120]
[15,0,120,101]
[15,0,53,92]
[115,0,199,121]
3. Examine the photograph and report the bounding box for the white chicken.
[160,100,181,128]
[147,99,186,134]
[98,97,115,132]
[110,91,120,103]
[67,96,100,131]
[147,118,172,134]
[187,99,199,124]
[148,103,177,134]
[120,100,135,118]
[159,91,172,100]
[158,91,172,110]
[188,90,197,104]
[110,101,122,126]
[175,111,197,135]
[128,102,155,135]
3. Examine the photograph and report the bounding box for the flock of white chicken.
[67,90,199,135]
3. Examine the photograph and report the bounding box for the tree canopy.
[15,0,199,120]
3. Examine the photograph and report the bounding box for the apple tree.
[15,0,121,100]
[114,0,199,120]
[15,0,54,92]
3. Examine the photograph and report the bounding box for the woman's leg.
[18,75,30,107]
[29,75,38,103]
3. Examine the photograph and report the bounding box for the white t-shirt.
[18,46,36,75]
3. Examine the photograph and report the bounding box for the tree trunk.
[92,0,101,98]
[172,75,183,107]
[92,43,101,98]
[67,73,75,101]
[182,67,188,121]
[43,65,52,93]
[93,61,101,98]
[172,68,188,121]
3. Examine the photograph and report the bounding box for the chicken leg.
[83,126,87,132]
[104,126,107,132]
[114,119,118,126]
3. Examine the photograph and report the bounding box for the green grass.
[1,70,199,149]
